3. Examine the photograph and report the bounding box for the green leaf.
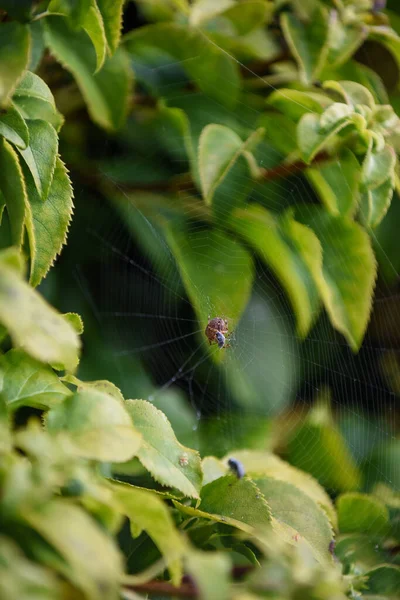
[47,389,142,462]
[0,22,30,106]
[254,476,333,565]
[362,145,396,191]
[228,205,321,337]
[364,565,400,596]
[288,398,362,492]
[186,550,231,600]
[200,475,272,532]
[328,20,367,67]
[18,120,58,201]
[0,104,29,148]
[44,16,132,131]
[12,71,63,131]
[306,150,361,216]
[280,7,331,84]
[113,483,186,585]
[49,0,107,71]
[224,450,337,529]
[0,139,27,246]
[360,177,394,228]
[198,124,263,206]
[297,112,356,164]
[125,400,202,498]
[63,312,84,334]
[175,475,272,536]
[297,208,377,350]
[23,157,73,287]
[0,0,33,21]
[62,374,124,403]
[267,88,333,122]
[337,493,390,536]
[124,23,240,109]
[189,0,235,26]
[165,224,254,343]
[323,80,376,110]
[0,249,80,371]
[24,500,123,600]
[96,0,125,54]
[0,349,70,411]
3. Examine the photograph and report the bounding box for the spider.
[205,316,231,349]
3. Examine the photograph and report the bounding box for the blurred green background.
[28,0,400,492]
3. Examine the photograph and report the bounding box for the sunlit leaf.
[44,16,132,131]
[328,20,367,67]
[47,389,142,462]
[0,250,80,371]
[254,476,333,565]
[113,482,186,585]
[62,373,124,403]
[224,450,337,529]
[23,157,74,287]
[24,500,123,600]
[323,80,375,110]
[0,139,27,246]
[174,475,272,537]
[0,349,70,411]
[125,399,203,498]
[0,22,30,106]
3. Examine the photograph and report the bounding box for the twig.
[123,566,253,598]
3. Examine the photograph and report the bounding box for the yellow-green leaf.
[254,476,334,565]
[47,389,142,462]
[224,450,337,529]
[113,483,186,585]
[0,250,80,371]
[24,500,123,600]
[125,399,203,498]
[0,349,70,411]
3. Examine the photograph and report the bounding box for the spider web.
[58,17,400,494]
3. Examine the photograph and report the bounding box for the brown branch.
[124,566,253,598]
[259,151,330,181]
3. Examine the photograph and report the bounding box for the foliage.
[0,0,399,599]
